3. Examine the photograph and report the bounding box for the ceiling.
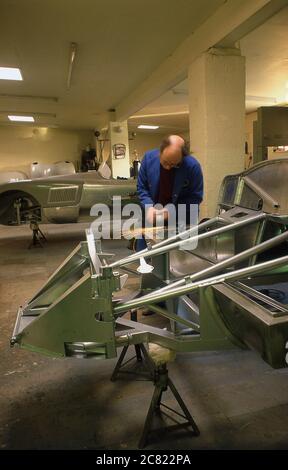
[0,0,224,129]
[1,1,287,134]
[129,5,288,135]
[128,83,189,134]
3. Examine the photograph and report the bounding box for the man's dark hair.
[160,136,190,157]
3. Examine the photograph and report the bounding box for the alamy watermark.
[89,196,199,250]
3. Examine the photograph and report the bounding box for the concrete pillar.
[188,47,245,218]
[109,121,130,178]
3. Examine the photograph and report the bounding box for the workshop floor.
[0,223,288,450]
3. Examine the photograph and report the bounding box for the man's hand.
[146,207,169,225]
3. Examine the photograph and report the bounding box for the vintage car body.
[0,171,28,184]
[0,171,137,225]
[0,161,76,185]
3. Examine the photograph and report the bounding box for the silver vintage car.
[0,171,137,225]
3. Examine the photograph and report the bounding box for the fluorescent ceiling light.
[67,42,77,89]
[0,67,22,81]
[137,124,159,130]
[8,115,34,122]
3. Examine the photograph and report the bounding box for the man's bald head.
[169,135,185,147]
[159,135,189,170]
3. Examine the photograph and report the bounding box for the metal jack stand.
[111,343,154,381]
[111,310,154,382]
[139,363,200,449]
[28,220,47,249]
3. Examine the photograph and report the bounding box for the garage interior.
[1,0,288,451]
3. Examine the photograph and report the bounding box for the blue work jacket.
[137,148,203,209]
[136,149,203,250]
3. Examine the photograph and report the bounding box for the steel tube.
[155,229,288,294]
[109,213,266,269]
[244,176,280,208]
[108,217,220,269]
[143,216,220,251]
[114,253,288,315]
[234,281,288,313]
[147,304,200,330]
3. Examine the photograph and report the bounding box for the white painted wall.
[0,126,94,175]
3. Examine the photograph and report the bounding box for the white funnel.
[137,257,154,274]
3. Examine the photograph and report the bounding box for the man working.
[136,135,203,250]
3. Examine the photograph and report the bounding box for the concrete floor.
[0,223,288,450]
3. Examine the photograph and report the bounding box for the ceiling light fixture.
[8,115,35,122]
[0,67,23,81]
[0,93,58,102]
[137,124,159,130]
[131,111,188,119]
[67,42,77,89]
[2,111,56,118]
